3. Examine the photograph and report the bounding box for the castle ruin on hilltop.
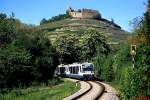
[67,7,101,19]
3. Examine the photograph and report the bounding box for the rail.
[64,80,105,100]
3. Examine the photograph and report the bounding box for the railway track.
[64,80,105,100]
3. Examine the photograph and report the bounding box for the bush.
[48,78,63,86]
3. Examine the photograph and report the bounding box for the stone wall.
[82,11,100,19]
[69,12,82,18]
[68,8,101,19]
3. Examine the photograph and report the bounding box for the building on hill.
[67,7,101,19]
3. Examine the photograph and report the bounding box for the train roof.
[58,64,68,67]
[82,62,93,64]
[57,62,93,67]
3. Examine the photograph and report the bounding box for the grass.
[0,80,80,100]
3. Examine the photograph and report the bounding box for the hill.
[38,11,130,44]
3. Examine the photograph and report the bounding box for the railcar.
[55,62,94,80]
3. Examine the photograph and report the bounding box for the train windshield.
[82,64,93,71]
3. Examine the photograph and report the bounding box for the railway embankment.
[63,80,91,100]
[63,78,105,100]
[98,82,120,100]
[63,78,120,100]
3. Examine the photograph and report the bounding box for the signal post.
[130,45,136,68]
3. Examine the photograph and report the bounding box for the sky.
[0,0,147,32]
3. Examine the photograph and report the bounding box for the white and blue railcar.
[56,62,94,80]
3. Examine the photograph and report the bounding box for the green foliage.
[40,13,71,25]
[81,29,111,61]
[55,34,80,64]
[102,54,115,82]
[48,78,63,86]
[0,16,16,45]
[111,37,150,99]
[0,13,7,20]
[0,46,32,87]
[54,29,110,64]
[29,33,59,82]
[0,13,59,88]
[135,45,150,97]
[120,68,143,100]
[93,46,121,82]
[93,55,105,79]
[120,1,150,98]
[113,1,150,99]
[40,18,47,25]
[79,29,111,80]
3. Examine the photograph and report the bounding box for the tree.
[27,33,59,82]
[80,29,111,61]
[0,13,7,20]
[121,0,150,98]
[135,0,150,97]
[55,34,80,64]
[144,0,150,42]
[40,18,47,25]
[0,16,16,46]
[0,13,59,87]
[0,46,32,87]
[80,29,111,79]
[111,18,114,24]
[40,13,71,25]
[11,12,15,18]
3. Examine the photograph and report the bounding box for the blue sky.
[0,0,147,31]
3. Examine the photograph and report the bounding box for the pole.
[132,56,135,68]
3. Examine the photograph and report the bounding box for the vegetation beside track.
[94,1,150,99]
[0,79,80,100]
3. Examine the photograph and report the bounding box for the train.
[55,62,94,80]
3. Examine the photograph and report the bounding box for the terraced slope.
[38,18,130,43]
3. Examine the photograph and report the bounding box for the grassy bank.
[0,79,80,100]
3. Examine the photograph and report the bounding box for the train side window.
[60,67,65,73]
[71,67,73,74]
[76,66,79,74]
[75,67,77,74]
[69,67,71,73]
[70,67,72,74]
[73,67,75,74]
[72,67,74,74]
[74,67,76,74]
[80,66,82,72]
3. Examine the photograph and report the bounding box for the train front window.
[60,67,65,73]
[82,64,93,71]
